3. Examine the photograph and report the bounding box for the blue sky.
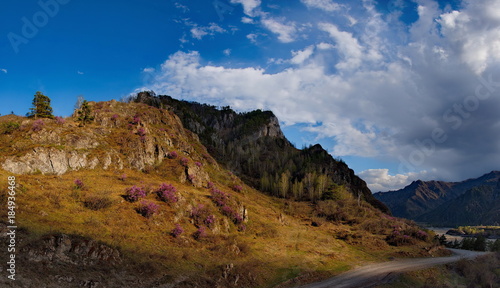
[2,0,500,191]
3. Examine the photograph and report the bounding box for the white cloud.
[247,33,259,43]
[138,1,500,184]
[1,69,7,74]
[436,1,500,74]
[77,71,84,75]
[190,23,226,40]
[318,22,363,70]
[143,67,155,73]
[359,169,433,192]
[301,0,341,12]
[316,42,334,50]
[290,45,314,64]
[241,17,254,24]
[261,17,297,43]
[223,49,232,56]
[230,0,261,17]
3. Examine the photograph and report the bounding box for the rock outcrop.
[1,100,212,186]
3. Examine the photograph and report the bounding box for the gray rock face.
[2,147,121,175]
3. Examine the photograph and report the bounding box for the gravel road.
[298,249,490,288]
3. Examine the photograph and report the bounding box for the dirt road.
[298,249,490,288]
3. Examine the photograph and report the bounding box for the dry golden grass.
[0,104,440,287]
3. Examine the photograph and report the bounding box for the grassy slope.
[0,102,442,287]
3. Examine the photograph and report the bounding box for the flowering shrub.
[210,188,228,207]
[191,204,215,227]
[207,181,215,189]
[32,119,45,132]
[136,200,159,218]
[205,215,215,227]
[137,127,146,141]
[125,185,147,202]
[180,157,189,167]
[111,114,118,121]
[193,226,207,240]
[386,226,417,246]
[131,114,141,124]
[55,116,65,125]
[156,183,178,203]
[221,205,243,224]
[415,230,429,241]
[119,174,127,181]
[168,151,178,159]
[195,162,202,167]
[232,185,243,192]
[171,224,184,238]
[74,179,85,190]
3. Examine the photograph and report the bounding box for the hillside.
[128,91,389,214]
[374,171,500,225]
[0,99,440,287]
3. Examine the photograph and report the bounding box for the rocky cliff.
[130,92,388,213]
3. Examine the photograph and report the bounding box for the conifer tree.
[77,100,94,126]
[29,91,54,119]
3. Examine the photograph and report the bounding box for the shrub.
[210,188,228,207]
[191,204,215,227]
[168,151,178,159]
[74,179,85,190]
[136,200,159,218]
[207,181,215,189]
[205,215,215,227]
[156,183,178,203]
[232,185,243,192]
[221,205,243,224]
[83,194,113,211]
[118,174,127,181]
[32,119,45,132]
[125,185,147,202]
[193,226,207,240]
[171,224,184,238]
[111,114,119,120]
[132,114,141,124]
[137,127,146,141]
[180,157,189,167]
[54,116,65,125]
[1,122,20,134]
[195,162,202,167]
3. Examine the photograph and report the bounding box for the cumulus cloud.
[139,0,500,188]
[261,17,297,43]
[230,0,261,17]
[359,169,434,192]
[290,46,315,65]
[301,0,341,12]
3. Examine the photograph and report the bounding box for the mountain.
[417,184,500,227]
[0,98,438,287]
[374,171,500,225]
[129,91,389,214]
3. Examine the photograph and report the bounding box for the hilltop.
[0,98,441,287]
[374,171,500,226]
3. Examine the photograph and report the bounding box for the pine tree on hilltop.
[29,91,54,119]
[77,100,94,126]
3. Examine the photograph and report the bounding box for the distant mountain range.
[374,171,500,227]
